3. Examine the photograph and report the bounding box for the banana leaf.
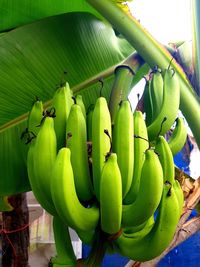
[0,0,100,32]
[191,0,200,97]
[0,12,139,196]
[0,0,131,33]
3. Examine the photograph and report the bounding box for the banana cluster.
[25,67,187,265]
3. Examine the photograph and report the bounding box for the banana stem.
[52,216,76,266]
[86,0,200,150]
[84,227,108,267]
[109,65,134,124]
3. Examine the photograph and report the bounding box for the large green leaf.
[0,12,138,196]
[0,0,101,32]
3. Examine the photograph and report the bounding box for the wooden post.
[2,193,30,267]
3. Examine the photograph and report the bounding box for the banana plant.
[0,0,200,266]
[0,0,198,208]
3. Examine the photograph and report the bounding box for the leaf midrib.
[0,63,119,133]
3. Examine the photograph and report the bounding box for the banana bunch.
[24,65,185,265]
[114,181,183,261]
[144,67,180,141]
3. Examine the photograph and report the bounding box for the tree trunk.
[2,193,30,267]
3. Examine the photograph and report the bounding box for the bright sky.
[128,0,192,44]
[127,0,200,179]
[128,0,192,109]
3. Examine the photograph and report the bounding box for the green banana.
[174,179,184,217]
[51,216,76,266]
[32,116,57,210]
[66,102,93,202]
[86,104,95,142]
[143,79,153,126]
[27,138,57,216]
[52,82,73,150]
[122,149,163,228]
[27,99,43,136]
[100,153,122,234]
[155,135,175,184]
[92,97,112,201]
[51,260,77,267]
[21,99,43,165]
[52,262,76,267]
[52,263,76,267]
[75,94,86,120]
[26,102,57,215]
[124,110,149,204]
[112,100,134,198]
[147,68,180,141]
[149,70,164,121]
[115,182,181,261]
[51,147,99,232]
[123,215,154,236]
[0,196,13,212]
[168,117,188,155]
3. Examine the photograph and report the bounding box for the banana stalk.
[86,0,200,150]
[109,65,134,124]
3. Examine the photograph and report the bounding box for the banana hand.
[122,149,163,228]
[147,68,180,141]
[115,182,181,261]
[51,147,99,232]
